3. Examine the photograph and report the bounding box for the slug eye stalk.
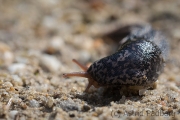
[63,59,99,92]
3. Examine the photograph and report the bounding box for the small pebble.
[79,51,91,62]
[82,104,91,112]
[46,97,54,108]
[0,42,14,66]
[57,100,80,111]
[44,37,64,55]
[8,63,26,73]
[20,102,27,109]
[39,54,62,72]
[11,75,23,86]
[42,16,58,29]
[139,88,147,95]
[69,112,75,117]
[9,110,18,119]
[29,99,40,107]
[3,82,13,88]
[2,91,9,98]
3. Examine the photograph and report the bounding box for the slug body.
[87,39,163,86]
[63,25,169,92]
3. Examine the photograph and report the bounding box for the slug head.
[63,59,99,92]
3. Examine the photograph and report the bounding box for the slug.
[63,25,169,92]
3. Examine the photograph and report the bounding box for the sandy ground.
[0,0,180,120]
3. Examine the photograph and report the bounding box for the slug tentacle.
[63,59,99,92]
[63,71,90,78]
[72,59,88,71]
[85,78,99,92]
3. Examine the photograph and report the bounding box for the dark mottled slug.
[63,25,169,92]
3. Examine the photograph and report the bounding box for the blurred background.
[0,0,180,119]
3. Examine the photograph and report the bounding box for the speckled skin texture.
[87,26,166,86]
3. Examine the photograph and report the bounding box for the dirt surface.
[0,0,180,120]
